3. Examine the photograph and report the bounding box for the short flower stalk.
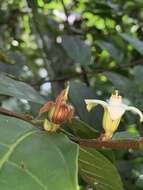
[85,91,143,141]
[39,86,74,132]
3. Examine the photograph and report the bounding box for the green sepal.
[44,119,60,132]
[102,110,121,140]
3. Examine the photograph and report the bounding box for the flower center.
[109,90,122,105]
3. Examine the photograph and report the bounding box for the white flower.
[85,90,143,141]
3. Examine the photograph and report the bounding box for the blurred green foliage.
[0,0,143,189]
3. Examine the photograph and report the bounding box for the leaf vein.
[0,130,36,169]
[7,161,47,190]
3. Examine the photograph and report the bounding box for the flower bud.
[48,104,74,124]
[39,85,74,132]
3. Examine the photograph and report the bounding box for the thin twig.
[0,107,33,122]
[81,66,90,86]
[61,0,69,19]
[31,58,143,86]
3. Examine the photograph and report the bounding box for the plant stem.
[74,138,143,150]
[1,106,143,150]
[0,107,33,122]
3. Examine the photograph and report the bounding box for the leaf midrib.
[0,130,36,169]
[47,138,76,190]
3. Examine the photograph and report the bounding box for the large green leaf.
[0,73,45,104]
[69,81,103,130]
[79,148,124,190]
[119,33,143,55]
[62,35,91,66]
[0,114,79,190]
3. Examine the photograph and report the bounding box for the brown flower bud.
[39,86,74,131]
[48,103,74,124]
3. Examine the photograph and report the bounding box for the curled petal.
[85,99,108,111]
[126,106,143,122]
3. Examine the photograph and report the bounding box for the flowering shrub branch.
[0,106,143,150]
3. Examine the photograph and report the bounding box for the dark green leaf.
[104,71,131,93]
[0,73,45,104]
[0,114,79,190]
[133,65,143,83]
[79,147,124,190]
[62,36,91,66]
[0,52,24,76]
[69,81,103,130]
[96,40,124,62]
[67,118,99,139]
[119,33,143,55]
[105,71,143,109]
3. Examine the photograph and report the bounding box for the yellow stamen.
[110,90,122,104]
[115,90,119,96]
